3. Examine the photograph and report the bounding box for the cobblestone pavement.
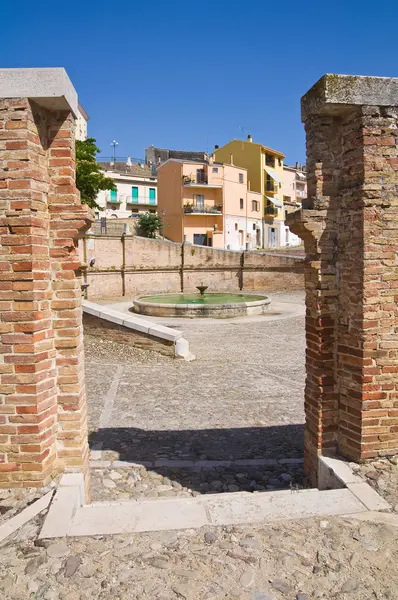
[85,292,306,501]
[1,511,397,600]
[90,459,305,502]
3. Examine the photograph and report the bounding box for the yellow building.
[213,136,285,247]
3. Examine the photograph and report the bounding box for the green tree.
[136,212,162,238]
[76,138,115,209]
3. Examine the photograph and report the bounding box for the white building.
[95,160,157,220]
[281,163,307,246]
[75,103,89,141]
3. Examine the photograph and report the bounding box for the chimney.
[247,134,252,143]
[215,144,219,149]
[230,154,233,165]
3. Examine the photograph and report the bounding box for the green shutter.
[149,188,156,204]
[110,189,117,202]
[132,187,139,203]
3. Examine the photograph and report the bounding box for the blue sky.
[1,0,398,164]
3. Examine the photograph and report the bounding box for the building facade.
[213,136,298,247]
[281,163,306,246]
[95,161,157,220]
[157,158,262,250]
[75,103,89,141]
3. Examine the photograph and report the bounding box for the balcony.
[264,204,278,217]
[182,175,222,188]
[296,190,307,199]
[184,203,223,215]
[265,180,279,193]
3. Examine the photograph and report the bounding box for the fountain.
[132,285,270,318]
[196,285,208,297]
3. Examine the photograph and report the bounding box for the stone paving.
[85,292,306,501]
[1,510,398,600]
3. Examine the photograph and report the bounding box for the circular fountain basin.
[132,293,271,318]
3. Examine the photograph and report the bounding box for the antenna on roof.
[126,156,132,167]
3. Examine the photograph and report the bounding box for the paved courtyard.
[85,292,306,500]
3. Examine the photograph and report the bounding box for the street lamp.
[111,140,118,164]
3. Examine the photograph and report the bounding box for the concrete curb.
[82,300,195,361]
[0,491,53,543]
[39,457,392,539]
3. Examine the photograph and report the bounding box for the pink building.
[158,159,263,250]
[281,163,307,246]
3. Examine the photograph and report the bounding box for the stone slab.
[39,474,84,539]
[348,511,398,527]
[148,324,182,342]
[318,455,362,490]
[82,301,101,317]
[0,67,78,116]
[204,488,365,526]
[122,316,150,334]
[346,482,391,512]
[302,73,398,121]
[98,309,125,326]
[0,491,53,543]
[41,484,369,538]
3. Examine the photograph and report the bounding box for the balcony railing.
[183,175,208,185]
[265,180,279,193]
[264,204,278,217]
[184,203,222,214]
[296,190,307,199]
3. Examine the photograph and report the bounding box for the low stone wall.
[83,314,175,357]
[80,236,304,300]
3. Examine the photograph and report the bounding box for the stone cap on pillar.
[0,67,78,117]
[301,73,398,122]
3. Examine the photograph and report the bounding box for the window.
[193,233,208,246]
[149,188,156,204]
[239,173,244,183]
[149,209,156,213]
[212,167,218,173]
[240,198,244,210]
[251,200,259,212]
[235,223,238,231]
[283,195,291,203]
[131,207,138,213]
[253,223,256,231]
[265,154,275,167]
[110,189,117,202]
[285,209,288,219]
[131,187,138,203]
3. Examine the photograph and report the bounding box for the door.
[268,227,277,247]
[194,194,204,211]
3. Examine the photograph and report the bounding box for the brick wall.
[80,235,304,300]
[288,74,398,484]
[0,97,91,489]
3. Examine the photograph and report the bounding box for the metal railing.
[264,204,278,216]
[184,204,222,214]
[265,181,279,193]
[97,156,146,164]
[183,175,208,185]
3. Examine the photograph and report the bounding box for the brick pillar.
[0,68,92,491]
[288,74,398,485]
